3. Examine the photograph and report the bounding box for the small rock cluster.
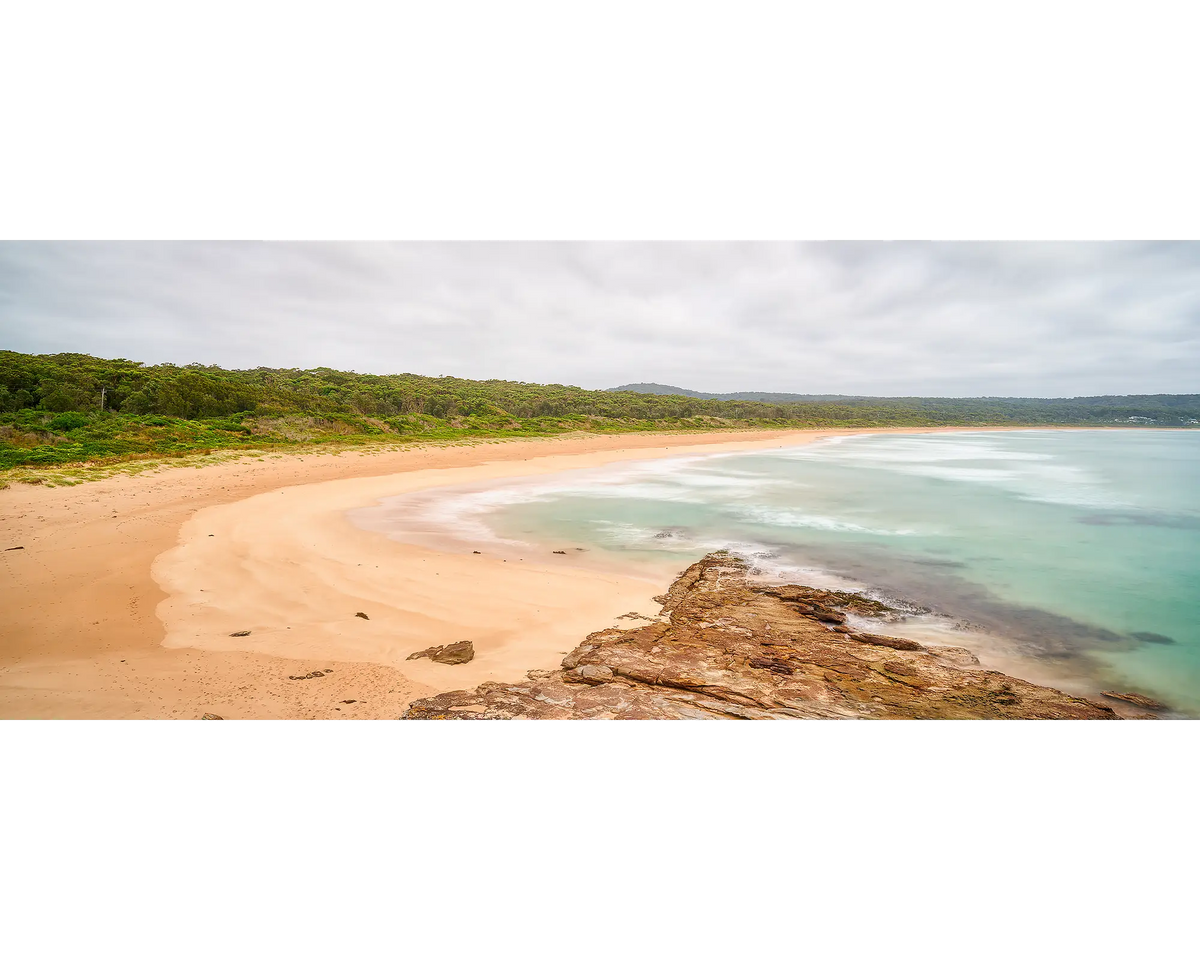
[288,668,333,681]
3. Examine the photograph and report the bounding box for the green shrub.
[48,411,90,431]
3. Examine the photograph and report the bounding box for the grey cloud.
[0,242,1197,396]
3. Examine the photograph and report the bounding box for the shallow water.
[361,430,1200,714]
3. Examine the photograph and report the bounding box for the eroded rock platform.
[402,553,1120,720]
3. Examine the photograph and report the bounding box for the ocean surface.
[358,430,1200,714]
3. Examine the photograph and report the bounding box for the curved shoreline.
[0,428,836,718]
[0,425,1125,719]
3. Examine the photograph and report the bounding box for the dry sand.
[0,426,1041,720]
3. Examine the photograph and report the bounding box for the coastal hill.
[2,349,1198,471]
[404,552,1134,720]
[609,381,1200,416]
[609,382,864,402]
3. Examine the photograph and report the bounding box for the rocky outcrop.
[407,641,475,665]
[1102,690,1168,710]
[402,553,1120,720]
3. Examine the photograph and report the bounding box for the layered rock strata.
[402,553,1121,720]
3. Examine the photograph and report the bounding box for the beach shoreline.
[0,425,1140,719]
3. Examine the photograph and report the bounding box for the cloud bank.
[1,242,1196,396]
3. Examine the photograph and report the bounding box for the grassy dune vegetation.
[3,350,1198,477]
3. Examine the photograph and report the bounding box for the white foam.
[770,437,1052,465]
[736,505,915,536]
[587,521,707,551]
[893,460,1125,508]
[899,465,1019,484]
[765,433,1130,509]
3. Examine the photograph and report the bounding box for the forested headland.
[2,350,1197,471]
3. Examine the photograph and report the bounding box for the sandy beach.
[0,425,1086,720]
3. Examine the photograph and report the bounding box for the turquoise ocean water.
[360,430,1200,714]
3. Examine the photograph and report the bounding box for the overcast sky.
[1,242,1196,397]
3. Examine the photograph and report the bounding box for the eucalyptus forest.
[2,350,1197,470]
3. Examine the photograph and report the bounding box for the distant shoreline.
[0,425,1162,719]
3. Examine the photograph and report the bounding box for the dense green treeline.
[2,350,1197,470]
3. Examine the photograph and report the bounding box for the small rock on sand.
[406,641,475,665]
[200,713,224,720]
[229,630,251,637]
[355,611,369,619]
